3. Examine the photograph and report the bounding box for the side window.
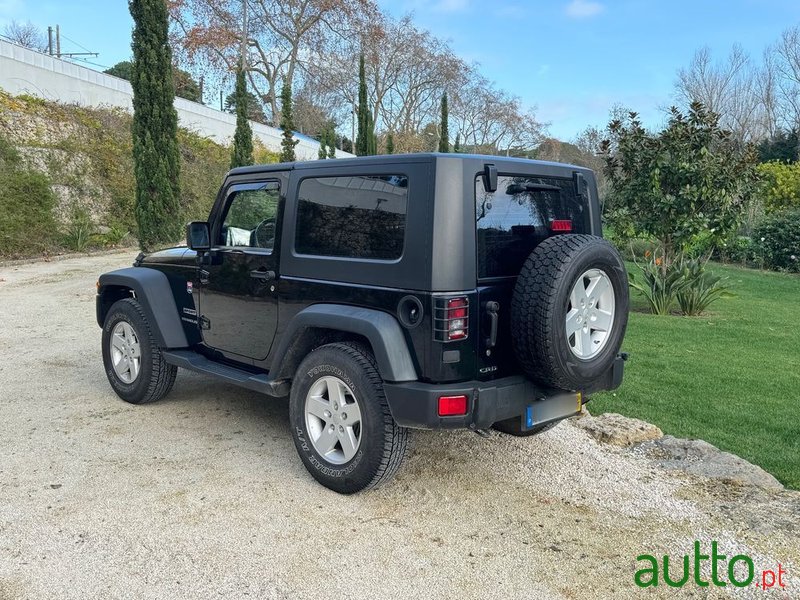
[295,175,408,260]
[220,183,279,250]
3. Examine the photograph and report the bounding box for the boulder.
[645,435,784,491]
[574,413,663,446]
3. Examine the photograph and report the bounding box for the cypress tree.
[318,132,328,160]
[327,124,336,159]
[279,80,298,162]
[230,63,254,169]
[453,131,461,153]
[438,92,449,153]
[385,132,394,154]
[129,0,181,251]
[355,54,377,156]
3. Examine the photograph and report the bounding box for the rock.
[645,435,784,491]
[574,413,663,446]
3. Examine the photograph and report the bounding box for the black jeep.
[96,153,628,493]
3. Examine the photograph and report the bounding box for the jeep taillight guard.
[433,296,469,342]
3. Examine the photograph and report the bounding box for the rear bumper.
[383,355,625,430]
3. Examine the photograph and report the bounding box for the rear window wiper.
[505,182,561,195]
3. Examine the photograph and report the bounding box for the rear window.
[296,175,408,260]
[476,174,589,278]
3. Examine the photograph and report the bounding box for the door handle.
[250,269,275,281]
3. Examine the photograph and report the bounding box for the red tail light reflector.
[438,395,468,416]
[551,219,572,232]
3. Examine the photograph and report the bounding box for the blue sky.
[3,0,800,139]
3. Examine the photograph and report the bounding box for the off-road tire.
[289,342,409,494]
[511,234,628,390]
[102,298,177,404]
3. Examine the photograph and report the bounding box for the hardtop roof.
[227,152,591,177]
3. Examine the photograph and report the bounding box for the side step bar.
[162,349,290,397]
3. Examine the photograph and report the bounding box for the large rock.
[574,413,663,446]
[645,436,784,491]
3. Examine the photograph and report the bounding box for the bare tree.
[2,20,47,52]
[168,0,369,122]
[169,1,545,155]
[767,25,800,132]
[676,45,766,144]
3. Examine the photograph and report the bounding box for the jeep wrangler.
[97,153,628,494]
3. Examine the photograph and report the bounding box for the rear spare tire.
[511,234,628,390]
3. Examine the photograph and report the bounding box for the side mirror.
[186,221,210,251]
[482,163,497,193]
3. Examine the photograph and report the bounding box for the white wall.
[0,39,352,161]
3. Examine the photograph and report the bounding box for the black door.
[198,180,281,361]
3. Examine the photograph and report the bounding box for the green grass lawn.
[591,262,800,489]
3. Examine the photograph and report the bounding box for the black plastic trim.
[269,304,418,382]
[97,267,188,348]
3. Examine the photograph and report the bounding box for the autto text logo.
[635,541,787,590]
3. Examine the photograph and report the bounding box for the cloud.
[565,0,604,18]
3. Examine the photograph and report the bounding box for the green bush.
[717,235,756,264]
[0,137,58,256]
[753,210,800,272]
[62,207,95,252]
[676,257,734,316]
[629,253,690,315]
[756,161,800,213]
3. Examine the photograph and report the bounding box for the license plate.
[525,391,582,428]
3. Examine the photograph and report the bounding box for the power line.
[60,32,94,55]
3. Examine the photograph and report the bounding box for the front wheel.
[101,298,177,404]
[289,342,409,494]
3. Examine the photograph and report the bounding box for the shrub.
[756,161,800,213]
[62,208,95,252]
[717,235,756,264]
[753,210,800,272]
[629,252,690,315]
[676,257,734,316]
[0,136,58,256]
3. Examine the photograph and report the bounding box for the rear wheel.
[289,342,409,494]
[101,298,177,404]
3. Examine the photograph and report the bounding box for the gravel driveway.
[1,252,797,599]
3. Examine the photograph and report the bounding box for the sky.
[2,0,800,140]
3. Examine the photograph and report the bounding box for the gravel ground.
[0,252,798,599]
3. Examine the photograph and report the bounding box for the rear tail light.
[434,296,469,342]
[438,395,468,416]
[551,219,572,232]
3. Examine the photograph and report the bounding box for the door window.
[220,183,280,250]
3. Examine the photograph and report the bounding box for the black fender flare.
[270,304,418,383]
[97,267,188,348]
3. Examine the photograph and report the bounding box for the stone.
[645,435,784,491]
[574,412,663,446]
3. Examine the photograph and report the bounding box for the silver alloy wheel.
[110,321,142,383]
[304,376,363,465]
[565,268,615,360]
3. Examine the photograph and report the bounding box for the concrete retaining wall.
[0,39,352,161]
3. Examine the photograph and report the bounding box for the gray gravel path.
[0,252,797,599]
